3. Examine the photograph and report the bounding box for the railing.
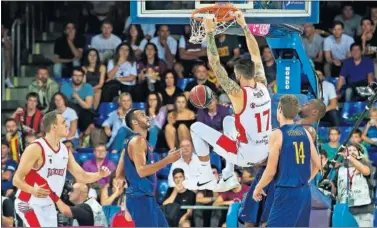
[11,19,22,77]
[180,205,228,210]
[2,46,5,98]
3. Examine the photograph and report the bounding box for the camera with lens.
[57,180,74,226]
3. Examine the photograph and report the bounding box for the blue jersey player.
[115,109,182,227]
[253,95,321,227]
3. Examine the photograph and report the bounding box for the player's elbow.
[136,168,147,178]
[62,207,73,218]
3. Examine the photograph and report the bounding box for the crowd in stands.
[2,1,377,227]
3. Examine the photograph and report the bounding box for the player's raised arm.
[130,136,181,178]
[234,11,267,85]
[67,150,111,183]
[203,16,242,98]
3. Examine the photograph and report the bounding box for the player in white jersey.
[183,11,271,192]
[13,110,111,227]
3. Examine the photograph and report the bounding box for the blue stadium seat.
[157,179,169,204]
[317,126,353,145]
[332,203,358,227]
[177,78,194,91]
[85,34,96,50]
[76,147,94,153]
[374,208,377,227]
[97,102,119,126]
[369,152,377,166]
[271,94,308,129]
[324,77,338,87]
[226,202,241,227]
[55,77,71,85]
[133,102,146,109]
[76,153,94,164]
[341,101,367,126]
[102,205,121,225]
[210,152,222,172]
[155,153,171,179]
[107,153,121,164]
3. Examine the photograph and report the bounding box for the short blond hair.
[42,110,62,132]
[279,95,299,120]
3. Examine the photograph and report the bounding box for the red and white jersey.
[235,83,271,148]
[16,138,68,206]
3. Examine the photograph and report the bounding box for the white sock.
[198,160,214,182]
[222,161,234,179]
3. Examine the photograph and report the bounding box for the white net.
[189,9,237,44]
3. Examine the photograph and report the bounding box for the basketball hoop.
[190,4,239,44]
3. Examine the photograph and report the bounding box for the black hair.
[319,149,328,159]
[26,92,39,101]
[162,70,179,87]
[48,92,70,112]
[72,66,85,76]
[141,42,159,67]
[353,128,362,137]
[82,48,101,73]
[211,164,219,173]
[114,42,136,64]
[36,65,49,73]
[350,42,362,51]
[172,168,184,177]
[1,140,9,148]
[146,92,162,117]
[125,109,141,130]
[360,17,374,26]
[328,127,340,136]
[5,118,17,125]
[332,20,344,29]
[342,3,353,9]
[234,59,255,79]
[125,24,144,47]
[102,20,113,27]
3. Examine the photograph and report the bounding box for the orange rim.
[192,4,239,22]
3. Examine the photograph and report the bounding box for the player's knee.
[190,121,204,133]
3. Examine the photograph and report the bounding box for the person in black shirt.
[184,64,217,110]
[159,71,183,111]
[355,18,377,59]
[53,22,85,78]
[162,168,196,227]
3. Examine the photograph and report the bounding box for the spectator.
[168,140,201,187]
[1,24,13,88]
[212,171,249,227]
[49,92,79,147]
[82,48,106,110]
[333,3,362,37]
[53,22,84,78]
[137,43,167,95]
[355,18,377,59]
[261,45,277,93]
[28,66,59,113]
[24,134,37,148]
[162,168,196,227]
[159,70,183,111]
[60,67,95,135]
[1,196,14,227]
[1,141,17,197]
[194,165,220,227]
[165,95,195,150]
[140,25,177,69]
[124,16,156,41]
[197,95,229,132]
[241,168,254,186]
[315,70,339,126]
[91,20,122,64]
[336,43,374,102]
[179,25,207,76]
[11,92,43,135]
[173,62,185,79]
[216,34,240,72]
[4,119,23,162]
[103,92,132,149]
[362,107,377,149]
[322,127,341,160]
[331,144,374,227]
[106,43,137,101]
[145,92,168,149]
[324,21,354,77]
[82,144,116,186]
[351,129,369,159]
[124,24,144,59]
[371,6,377,32]
[303,24,324,70]
[184,64,217,110]
[100,174,126,206]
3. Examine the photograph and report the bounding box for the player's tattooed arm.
[207,32,241,97]
[241,26,267,86]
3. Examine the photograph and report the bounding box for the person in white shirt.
[91,20,122,64]
[168,140,202,187]
[140,25,177,69]
[316,70,339,126]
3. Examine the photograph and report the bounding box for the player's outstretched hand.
[203,15,216,33]
[252,185,266,202]
[234,11,247,27]
[166,148,182,163]
[32,184,50,198]
[99,166,111,178]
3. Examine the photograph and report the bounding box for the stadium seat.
[107,153,121,164]
[210,152,222,172]
[271,94,308,129]
[374,208,377,227]
[317,126,353,145]
[324,77,338,87]
[177,78,194,91]
[76,153,94,164]
[369,152,377,166]
[133,102,146,109]
[332,203,358,227]
[84,34,96,50]
[155,153,171,179]
[341,101,367,126]
[76,147,94,153]
[102,205,122,225]
[157,179,169,204]
[97,102,119,126]
[226,202,241,227]
[55,77,71,85]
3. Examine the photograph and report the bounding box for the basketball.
[189,85,214,109]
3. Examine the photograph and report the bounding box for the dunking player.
[239,98,326,226]
[12,110,111,227]
[115,109,182,227]
[184,11,271,192]
[253,95,322,226]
